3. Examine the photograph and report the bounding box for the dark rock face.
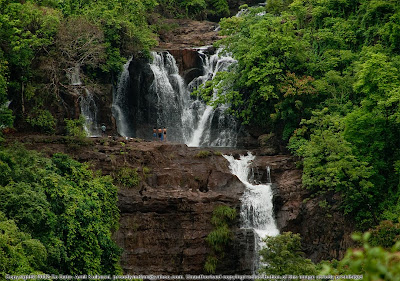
[113,143,248,274]
[124,56,156,138]
[168,49,204,84]
[250,154,356,262]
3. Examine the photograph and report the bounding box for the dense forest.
[205,0,400,232]
[1,0,400,279]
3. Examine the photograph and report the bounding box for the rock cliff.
[6,135,355,273]
[250,153,355,262]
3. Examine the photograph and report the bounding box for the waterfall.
[113,48,238,147]
[113,58,131,137]
[149,52,189,143]
[187,49,238,147]
[266,166,271,184]
[79,89,100,136]
[223,152,279,269]
[67,64,99,137]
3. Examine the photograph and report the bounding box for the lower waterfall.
[223,152,279,270]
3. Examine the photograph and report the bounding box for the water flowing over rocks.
[114,48,238,146]
[249,153,356,262]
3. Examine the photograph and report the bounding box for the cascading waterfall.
[113,48,238,146]
[187,49,237,147]
[149,52,190,143]
[68,64,99,136]
[79,89,99,136]
[113,58,131,137]
[223,152,279,269]
[266,166,271,184]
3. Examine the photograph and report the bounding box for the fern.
[204,205,237,273]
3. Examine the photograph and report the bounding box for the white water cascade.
[79,89,99,136]
[113,58,131,137]
[149,52,191,143]
[113,48,238,146]
[186,48,237,147]
[68,64,100,136]
[223,152,279,260]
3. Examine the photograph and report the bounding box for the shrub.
[195,150,211,158]
[64,116,86,138]
[26,109,56,134]
[260,232,318,276]
[115,167,140,188]
[369,220,400,249]
[204,205,237,273]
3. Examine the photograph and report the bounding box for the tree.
[0,211,47,278]
[0,146,121,275]
[56,17,106,77]
[320,232,400,281]
[259,232,317,277]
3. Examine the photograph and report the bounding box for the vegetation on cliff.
[0,0,157,134]
[0,145,121,277]
[199,0,400,236]
[261,232,400,280]
[205,205,237,273]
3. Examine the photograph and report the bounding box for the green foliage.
[320,232,400,281]
[26,109,56,134]
[1,0,158,129]
[0,146,121,275]
[209,0,400,232]
[207,0,229,18]
[195,150,212,158]
[369,220,400,249]
[289,110,376,227]
[204,205,236,273]
[259,232,317,277]
[64,117,86,138]
[0,211,47,278]
[157,0,229,19]
[265,0,294,15]
[0,59,14,130]
[115,167,140,188]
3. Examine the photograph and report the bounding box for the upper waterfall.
[113,48,238,147]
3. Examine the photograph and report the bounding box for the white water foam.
[68,64,99,137]
[113,48,238,147]
[223,153,279,239]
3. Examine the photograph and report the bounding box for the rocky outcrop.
[157,19,221,50]
[8,136,252,274]
[250,154,356,262]
[168,49,205,84]
[7,135,356,271]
